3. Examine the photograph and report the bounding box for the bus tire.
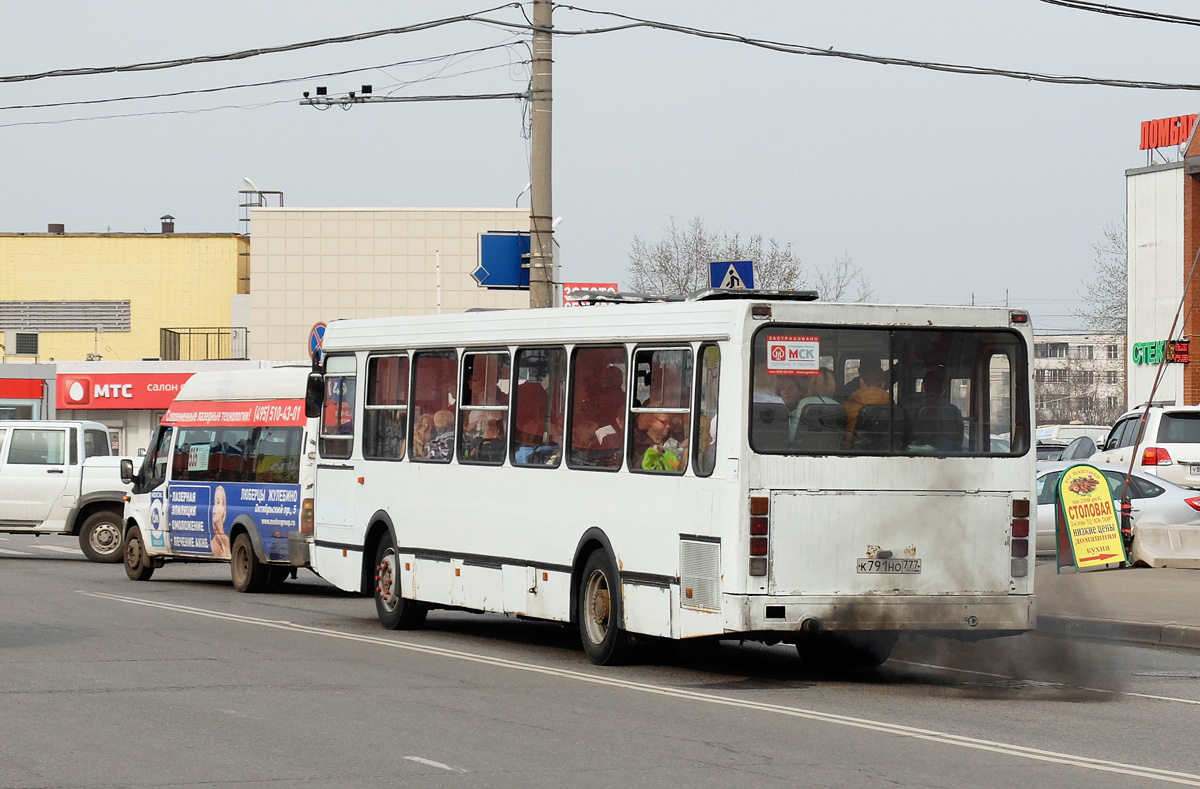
[124,526,154,582]
[578,549,635,665]
[79,510,124,563]
[796,632,896,670]
[374,540,425,630]
[231,533,268,593]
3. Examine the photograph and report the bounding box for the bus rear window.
[750,326,1028,457]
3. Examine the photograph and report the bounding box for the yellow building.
[0,227,248,362]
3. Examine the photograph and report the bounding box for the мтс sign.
[765,335,820,376]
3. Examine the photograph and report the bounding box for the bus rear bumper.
[724,593,1035,636]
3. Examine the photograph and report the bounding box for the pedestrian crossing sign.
[710,260,755,290]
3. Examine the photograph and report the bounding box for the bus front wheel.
[578,550,635,665]
[231,533,267,593]
[374,541,426,630]
[124,526,154,582]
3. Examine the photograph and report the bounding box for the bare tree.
[813,251,874,303]
[626,215,871,301]
[1074,220,1127,333]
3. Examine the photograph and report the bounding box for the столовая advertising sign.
[1055,463,1128,570]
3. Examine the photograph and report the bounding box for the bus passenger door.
[312,356,363,592]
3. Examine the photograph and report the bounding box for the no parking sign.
[309,322,327,363]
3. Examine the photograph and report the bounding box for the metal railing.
[160,327,248,360]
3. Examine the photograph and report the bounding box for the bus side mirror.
[305,372,325,419]
[120,458,136,484]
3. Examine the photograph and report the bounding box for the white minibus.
[121,368,317,591]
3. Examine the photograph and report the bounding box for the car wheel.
[79,510,124,563]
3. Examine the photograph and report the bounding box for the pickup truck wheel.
[124,527,154,582]
[79,511,124,563]
[230,533,268,593]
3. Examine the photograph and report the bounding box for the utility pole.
[528,0,554,308]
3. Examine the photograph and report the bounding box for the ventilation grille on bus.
[680,538,721,611]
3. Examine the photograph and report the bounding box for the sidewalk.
[1034,558,1200,650]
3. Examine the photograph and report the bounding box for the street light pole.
[528,0,554,308]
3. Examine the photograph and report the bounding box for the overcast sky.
[2,1,1196,332]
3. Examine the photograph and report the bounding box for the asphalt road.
[3,532,1200,789]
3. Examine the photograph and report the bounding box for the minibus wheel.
[374,541,426,629]
[231,533,267,593]
[578,549,635,665]
[123,526,154,582]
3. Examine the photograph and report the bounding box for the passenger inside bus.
[900,366,964,452]
[426,410,456,460]
[569,351,626,469]
[411,413,434,459]
[635,408,687,473]
[844,364,892,448]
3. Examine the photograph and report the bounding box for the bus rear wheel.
[578,550,635,665]
[124,526,154,582]
[231,533,267,593]
[374,540,426,630]
[796,632,897,670]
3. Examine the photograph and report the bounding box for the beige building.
[248,207,534,360]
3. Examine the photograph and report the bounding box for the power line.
[551,4,1200,91]
[1035,0,1200,27]
[0,43,527,112]
[0,4,521,83]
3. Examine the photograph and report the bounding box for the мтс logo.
[62,377,91,405]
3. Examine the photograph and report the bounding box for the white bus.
[121,368,318,592]
[305,292,1035,666]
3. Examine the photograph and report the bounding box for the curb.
[1038,615,1200,651]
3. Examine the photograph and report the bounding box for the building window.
[1035,342,1068,359]
[1107,344,1120,360]
[1107,396,1120,410]
[1069,345,1094,360]
[1107,370,1122,385]
[1077,370,1094,386]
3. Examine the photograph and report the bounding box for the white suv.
[1092,404,1200,490]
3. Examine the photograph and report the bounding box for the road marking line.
[892,659,1200,707]
[32,545,82,554]
[0,548,33,556]
[404,756,466,772]
[82,591,1200,786]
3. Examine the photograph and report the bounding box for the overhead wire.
[0,42,528,112]
[1035,0,1200,27]
[549,4,1200,91]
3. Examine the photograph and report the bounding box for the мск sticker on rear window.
[766,335,820,376]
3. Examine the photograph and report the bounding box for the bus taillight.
[1010,499,1029,577]
[749,496,769,576]
[301,497,314,534]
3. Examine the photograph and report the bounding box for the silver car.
[1035,461,1200,555]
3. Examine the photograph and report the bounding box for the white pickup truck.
[0,420,134,562]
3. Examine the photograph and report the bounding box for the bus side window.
[364,354,409,461]
[628,347,692,474]
[511,347,566,468]
[459,352,510,465]
[694,344,720,476]
[410,350,458,463]
[146,426,173,488]
[320,355,357,459]
[253,426,302,484]
[568,346,626,470]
